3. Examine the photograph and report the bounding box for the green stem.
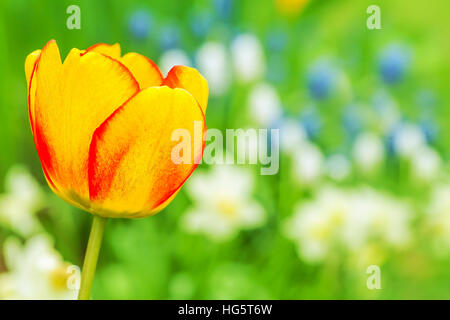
[78,215,107,300]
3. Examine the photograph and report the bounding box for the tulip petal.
[88,86,205,218]
[121,52,163,89]
[33,40,139,206]
[86,43,163,89]
[25,50,41,85]
[163,65,209,114]
[25,50,41,134]
[85,43,121,59]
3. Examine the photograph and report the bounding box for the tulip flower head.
[25,40,208,219]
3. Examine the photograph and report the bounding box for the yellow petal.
[33,40,139,207]
[88,86,206,218]
[163,65,209,114]
[86,43,162,89]
[85,43,121,59]
[25,49,41,135]
[121,52,163,89]
[25,50,41,85]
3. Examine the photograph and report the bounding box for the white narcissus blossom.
[343,189,412,250]
[182,165,265,241]
[410,146,441,183]
[231,34,265,83]
[159,49,191,76]
[393,123,426,158]
[0,235,79,300]
[248,83,282,128]
[0,165,45,236]
[292,142,324,186]
[283,187,351,263]
[352,132,385,174]
[196,42,230,96]
[425,185,450,254]
[284,204,331,262]
[283,186,412,264]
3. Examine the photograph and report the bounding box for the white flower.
[159,49,191,76]
[292,142,323,186]
[284,205,331,262]
[343,189,412,250]
[425,184,450,254]
[0,235,79,300]
[283,187,350,263]
[231,34,265,83]
[393,123,426,158]
[279,119,306,154]
[326,154,351,182]
[283,186,412,263]
[195,42,231,96]
[0,165,45,236]
[248,83,282,127]
[182,165,265,241]
[410,146,441,183]
[352,132,385,173]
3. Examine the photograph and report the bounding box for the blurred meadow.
[1,0,450,299]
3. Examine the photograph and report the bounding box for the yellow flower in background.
[275,0,310,16]
[25,40,208,218]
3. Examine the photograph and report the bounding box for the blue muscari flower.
[378,44,411,84]
[371,89,399,122]
[128,10,152,40]
[159,24,181,50]
[214,0,233,20]
[189,10,213,38]
[299,107,322,139]
[306,60,336,100]
[419,119,438,143]
[342,104,363,137]
[385,124,401,157]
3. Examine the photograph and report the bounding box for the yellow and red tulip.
[25,40,208,218]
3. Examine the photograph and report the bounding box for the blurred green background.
[0,0,450,299]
